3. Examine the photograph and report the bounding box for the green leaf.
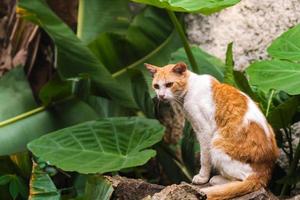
[10,151,32,178]
[0,68,36,121]
[18,0,136,108]
[15,176,28,198]
[130,70,155,118]
[0,99,99,155]
[224,42,236,86]
[39,75,72,105]
[84,175,113,200]
[0,175,12,185]
[86,96,131,118]
[169,46,225,81]
[9,178,19,200]
[267,96,299,129]
[28,117,165,174]
[247,60,300,95]
[77,0,132,44]
[156,145,191,183]
[29,163,60,200]
[233,71,259,102]
[88,7,177,80]
[268,24,300,61]
[130,0,240,15]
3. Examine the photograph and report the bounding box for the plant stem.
[76,0,84,39]
[0,106,46,127]
[265,89,275,117]
[166,10,199,73]
[280,139,300,196]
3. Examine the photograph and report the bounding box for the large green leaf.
[88,7,175,75]
[0,68,36,121]
[29,163,60,200]
[247,60,300,95]
[0,99,99,155]
[130,0,240,14]
[86,96,132,118]
[28,117,165,174]
[169,46,225,81]
[77,0,132,44]
[39,75,73,106]
[268,24,300,62]
[18,0,136,108]
[130,70,155,118]
[267,96,299,129]
[156,145,191,183]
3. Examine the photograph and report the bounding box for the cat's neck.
[183,72,215,104]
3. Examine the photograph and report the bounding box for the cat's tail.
[200,175,268,200]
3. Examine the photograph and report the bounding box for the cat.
[145,62,279,200]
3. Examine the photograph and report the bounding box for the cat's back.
[210,78,279,164]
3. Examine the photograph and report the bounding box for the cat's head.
[145,62,189,101]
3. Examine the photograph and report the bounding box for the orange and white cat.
[145,62,279,200]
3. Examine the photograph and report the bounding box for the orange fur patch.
[211,80,279,185]
[152,64,190,94]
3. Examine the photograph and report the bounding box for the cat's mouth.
[157,96,169,102]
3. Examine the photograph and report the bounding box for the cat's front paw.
[192,174,209,185]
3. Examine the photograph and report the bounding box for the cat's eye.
[153,84,159,89]
[165,82,174,88]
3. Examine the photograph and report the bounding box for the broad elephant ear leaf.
[130,70,155,118]
[18,0,136,108]
[267,96,299,129]
[87,7,181,95]
[246,60,300,95]
[130,0,240,15]
[0,68,59,155]
[268,24,300,62]
[0,98,100,155]
[0,68,36,121]
[169,46,225,81]
[28,117,165,174]
[88,7,175,75]
[77,0,132,44]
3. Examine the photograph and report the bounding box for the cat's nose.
[159,94,165,100]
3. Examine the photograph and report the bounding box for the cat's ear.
[172,62,187,75]
[144,63,158,77]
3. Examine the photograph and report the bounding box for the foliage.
[29,163,60,200]
[247,60,300,95]
[0,174,28,199]
[0,0,299,199]
[246,23,300,195]
[83,175,113,200]
[268,23,300,61]
[19,0,136,108]
[169,46,225,81]
[28,117,164,173]
[131,0,240,14]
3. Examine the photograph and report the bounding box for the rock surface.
[106,175,279,200]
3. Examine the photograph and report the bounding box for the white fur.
[210,147,254,181]
[243,96,270,137]
[155,80,174,100]
[182,73,217,183]
[178,72,255,183]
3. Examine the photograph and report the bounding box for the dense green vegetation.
[0,0,300,199]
